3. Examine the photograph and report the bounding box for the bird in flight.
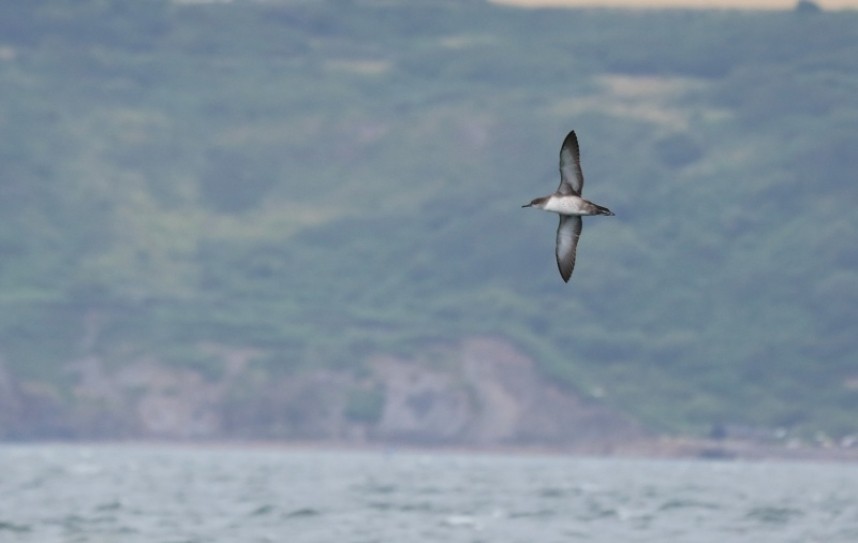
[522,131,614,282]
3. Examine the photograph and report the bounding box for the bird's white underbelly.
[543,196,589,215]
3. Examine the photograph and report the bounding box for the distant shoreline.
[490,0,858,10]
[5,438,857,463]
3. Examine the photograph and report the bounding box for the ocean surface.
[0,445,856,543]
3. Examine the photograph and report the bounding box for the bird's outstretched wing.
[556,215,583,282]
[558,130,584,196]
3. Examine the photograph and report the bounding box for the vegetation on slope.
[1,0,856,439]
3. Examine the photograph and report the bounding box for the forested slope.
[1,0,856,440]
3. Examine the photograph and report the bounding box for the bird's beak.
[521,203,532,208]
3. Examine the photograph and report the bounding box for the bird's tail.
[594,205,615,216]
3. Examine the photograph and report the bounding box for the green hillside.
[1,0,856,440]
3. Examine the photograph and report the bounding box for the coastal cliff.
[0,337,642,447]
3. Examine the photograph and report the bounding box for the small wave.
[353,482,397,495]
[440,514,481,529]
[367,500,393,511]
[0,521,31,533]
[745,506,804,524]
[658,498,720,511]
[248,504,275,516]
[283,507,321,518]
[580,502,619,520]
[508,509,555,519]
[95,500,123,512]
[538,487,566,498]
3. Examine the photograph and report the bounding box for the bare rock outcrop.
[369,338,642,447]
[3,337,643,447]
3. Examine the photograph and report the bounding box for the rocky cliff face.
[0,338,642,446]
[368,339,641,446]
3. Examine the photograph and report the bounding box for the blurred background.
[0,0,856,452]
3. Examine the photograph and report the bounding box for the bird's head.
[522,197,548,209]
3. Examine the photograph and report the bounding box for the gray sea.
[0,445,856,543]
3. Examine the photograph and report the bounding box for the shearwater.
[522,130,614,282]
